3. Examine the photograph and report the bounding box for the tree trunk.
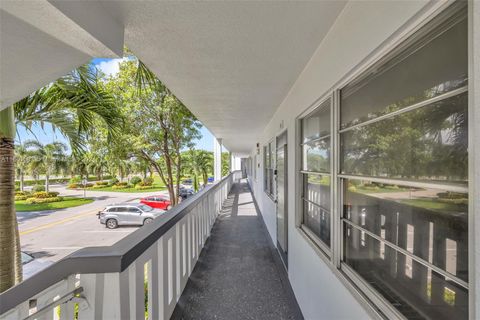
[203,172,208,187]
[0,106,22,292]
[20,172,24,192]
[45,172,50,192]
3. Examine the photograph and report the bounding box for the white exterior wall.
[245,1,446,319]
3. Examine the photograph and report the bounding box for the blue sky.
[16,58,214,152]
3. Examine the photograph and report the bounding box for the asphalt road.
[18,184,170,263]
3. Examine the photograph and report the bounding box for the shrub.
[84,183,94,188]
[347,185,357,193]
[109,178,119,186]
[15,191,31,196]
[116,181,128,186]
[32,185,46,192]
[112,184,130,190]
[26,196,63,204]
[437,192,467,200]
[385,185,400,190]
[135,185,155,190]
[130,176,142,186]
[68,183,79,189]
[438,198,468,205]
[95,181,109,186]
[15,187,20,192]
[142,177,154,186]
[15,195,29,201]
[91,184,108,189]
[33,191,59,199]
[70,176,82,184]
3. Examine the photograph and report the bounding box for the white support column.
[213,137,222,181]
[230,154,241,171]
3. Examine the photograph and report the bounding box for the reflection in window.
[405,224,414,278]
[344,224,468,320]
[301,99,331,250]
[446,238,457,276]
[302,100,330,143]
[341,93,468,182]
[303,174,331,246]
[343,179,468,282]
[303,137,330,172]
[340,4,468,319]
[340,17,467,130]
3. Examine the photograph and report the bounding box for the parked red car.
[140,196,172,210]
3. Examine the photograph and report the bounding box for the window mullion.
[332,90,341,268]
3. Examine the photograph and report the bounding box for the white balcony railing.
[0,171,242,320]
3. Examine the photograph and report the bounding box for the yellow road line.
[20,210,97,236]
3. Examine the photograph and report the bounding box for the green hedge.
[135,185,155,190]
[32,191,59,199]
[26,196,63,204]
[16,175,113,187]
[112,184,131,190]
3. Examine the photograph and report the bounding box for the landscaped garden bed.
[66,176,166,193]
[14,191,93,212]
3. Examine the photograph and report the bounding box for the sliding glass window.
[340,4,468,319]
[300,99,331,250]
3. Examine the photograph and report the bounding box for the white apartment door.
[276,131,288,268]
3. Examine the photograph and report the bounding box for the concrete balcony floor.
[172,180,303,320]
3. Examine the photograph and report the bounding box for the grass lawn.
[400,198,466,213]
[15,197,94,212]
[354,186,412,194]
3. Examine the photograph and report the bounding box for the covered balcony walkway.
[172,180,303,320]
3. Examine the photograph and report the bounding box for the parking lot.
[19,184,169,264]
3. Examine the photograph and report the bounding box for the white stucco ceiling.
[100,1,346,155]
[0,1,123,110]
[1,1,346,155]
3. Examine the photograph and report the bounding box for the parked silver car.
[97,203,165,229]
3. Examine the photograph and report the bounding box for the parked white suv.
[97,203,165,229]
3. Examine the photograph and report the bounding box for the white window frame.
[299,98,333,256]
[294,2,471,319]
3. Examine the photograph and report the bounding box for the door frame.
[275,129,288,269]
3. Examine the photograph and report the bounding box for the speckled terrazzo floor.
[171,181,303,320]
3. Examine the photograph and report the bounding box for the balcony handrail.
[0,171,241,315]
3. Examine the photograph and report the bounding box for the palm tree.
[185,150,213,190]
[25,141,67,192]
[0,66,123,292]
[14,144,31,192]
[84,152,107,181]
[197,150,213,187]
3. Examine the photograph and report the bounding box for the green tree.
[183,150,213,191]
[106,57,201,204]
[222,152,231,177]
[14,144,31,192]
[25,141,68,192]
[0,66,122,292]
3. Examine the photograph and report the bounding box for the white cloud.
[96,57,129,78]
